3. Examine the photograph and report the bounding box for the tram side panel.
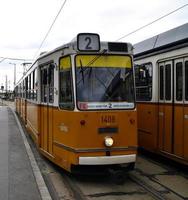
[174,104,184,157]
[20,98,27,124]
[184,59,188,160]
[26,101,39,144]
[23,99,27,124]
[135,52,188,165]
[135,62,158,151]
[137,103,158,151]
[39,104,53,156]
[15,97,19,113]
[184,105,188,160]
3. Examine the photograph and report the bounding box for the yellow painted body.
[138,102,188,165]
[137,103,158,151]
[51,108,137,171]
[16,99,137,172]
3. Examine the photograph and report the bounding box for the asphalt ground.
[0,105,51,200]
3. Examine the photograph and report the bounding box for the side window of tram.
[25,77,28,99]
[176,62,183,101]
[28,74,31,99]
[159,66,164,100]
[23,80,25,98]
[34,68,38,101]
[30,73,33,100]
[135,63,152,101]
[165,64,171,101]
[41,65,54,103]
[59,56,73,109]
[185,61,188,101]
[48,64,54,103]
[41,68,48,103]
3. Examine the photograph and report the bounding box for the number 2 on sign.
[85,37,92,50]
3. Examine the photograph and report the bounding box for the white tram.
[134,23,188,165]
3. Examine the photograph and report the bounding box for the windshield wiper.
[79,59,85,84]
[123,69,132,81]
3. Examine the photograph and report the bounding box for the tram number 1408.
[100,115,117,125]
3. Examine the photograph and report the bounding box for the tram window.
[30,72,34,100]
[21,82,24,98]
[59,56,74,109]
[41,68,48,103]
[185,61,188,101]
[25,77,28,99]
[42,70,47,85]
[32,72,34,100]
[18,84,20,98]
[27,75,30,99]
[159,66,164,100]
[29,74,32,99]
[30,74,32,99]
[176,62,183,101]
[27,75,29,99]
[14,86,17,97]
[135,63,152,101]
[48,64,54,103]
[165,64,171,101]
[31,71,35,100]
[23,80,25,98]
[18,84,20,97]
[34,68,38,101]
[20,83,22,98]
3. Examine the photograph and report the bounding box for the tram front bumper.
[79,154,136,165]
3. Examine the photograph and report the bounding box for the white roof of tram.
[134,23,188,57]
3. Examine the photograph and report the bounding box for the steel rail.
[128,173,167,200]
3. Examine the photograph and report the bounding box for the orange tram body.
[134,23,188,165]
[15,33,137,173]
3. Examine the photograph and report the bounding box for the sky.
[0,0,188,90]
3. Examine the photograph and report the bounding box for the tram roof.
[133,23,188,57]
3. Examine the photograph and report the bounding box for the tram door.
[184,58,188,160]
[158,61,173,153]
[158,58,188,159]
[40,64,54,155]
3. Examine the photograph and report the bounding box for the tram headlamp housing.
[104,137,114,147]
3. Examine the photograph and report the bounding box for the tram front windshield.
[75,55,135,110]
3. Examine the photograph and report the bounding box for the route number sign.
[77,33,100,51]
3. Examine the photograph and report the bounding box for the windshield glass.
[75,55,135,110]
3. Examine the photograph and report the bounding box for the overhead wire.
[116,3,188,41]
[2,2,186,64]
[0,56,33,64]
[33,0,67,60]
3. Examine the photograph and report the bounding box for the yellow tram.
[15,33,137,173]
[134,23,188,165]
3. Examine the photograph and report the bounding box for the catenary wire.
[33,0,67,60]
[0,57,33,64]
[116,3,188,41]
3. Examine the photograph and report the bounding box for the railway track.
[128,173,166,200]
[36,154,188,200]
[19,116,188,200]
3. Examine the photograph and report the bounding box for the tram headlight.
[104,137,114,147]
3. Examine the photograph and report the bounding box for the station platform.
[0,105,51,200]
